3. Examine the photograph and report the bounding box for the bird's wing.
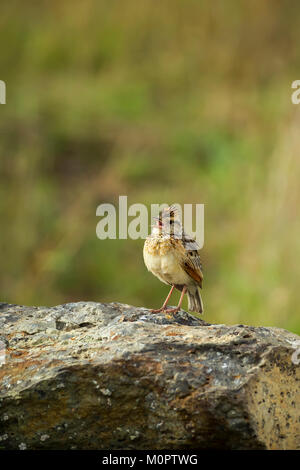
[177,232,203,288]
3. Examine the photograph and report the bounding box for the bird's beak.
[152,216,163,227]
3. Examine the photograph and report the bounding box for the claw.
[164,307,180,314]
[150,308,165,314]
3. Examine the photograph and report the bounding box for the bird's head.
[152,205,183,237]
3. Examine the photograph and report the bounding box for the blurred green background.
[1,0,300,333]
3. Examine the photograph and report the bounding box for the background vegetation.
[1,0,300,333]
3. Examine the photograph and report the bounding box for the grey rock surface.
[0,301,299,450]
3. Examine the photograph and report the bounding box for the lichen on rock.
[0,301,299,449]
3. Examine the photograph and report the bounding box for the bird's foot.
[150,307,166,314]
[164,306,180,314]
[150,306,181,315]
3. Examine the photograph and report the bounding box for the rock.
[0,301,299,450]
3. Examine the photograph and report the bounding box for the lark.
[143,206,203,314]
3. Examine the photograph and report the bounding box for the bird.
[143,205,203,314]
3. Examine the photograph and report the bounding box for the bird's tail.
[187,287,203,314]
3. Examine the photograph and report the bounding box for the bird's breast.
[143,236,190,285]
[143,237,172,272]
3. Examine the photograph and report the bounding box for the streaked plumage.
[143,205,204,314]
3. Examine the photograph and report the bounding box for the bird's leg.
[164,286,187,314]
[150,285,175,313]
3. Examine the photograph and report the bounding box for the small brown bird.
[143,205,203,314]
